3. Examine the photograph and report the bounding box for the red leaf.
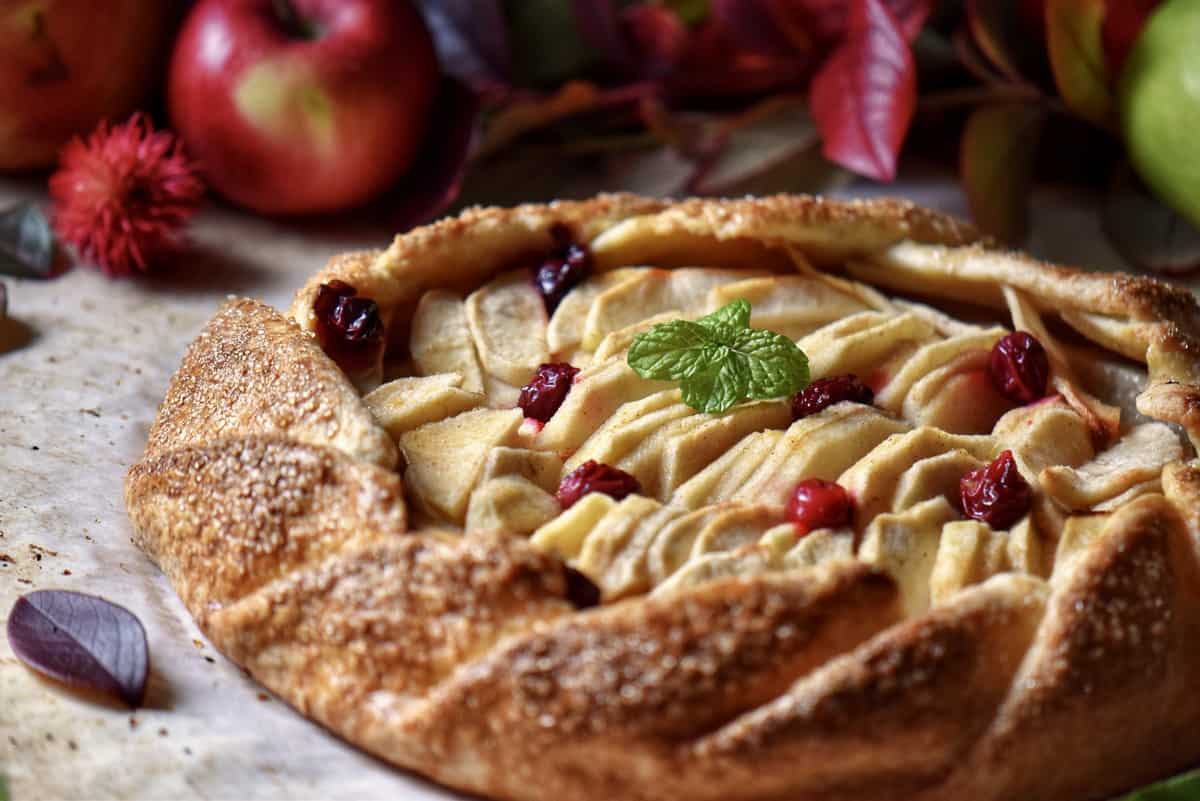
[810,0,917,181]
[622,5,691,79]
[1102,0,1161,75]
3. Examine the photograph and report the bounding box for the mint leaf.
[627,319,720,380]
[1113,768,1200,800]
[681,357,750,413]
[730,328,810,399]
[696,298,751,341]
[628,299,810,413]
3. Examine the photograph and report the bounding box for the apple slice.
[782,527,855,570]
[575,495,663,597]
[891,449,986,514]
[591,505,687,599]
[928,520,1010,606]
[479,446,563,493]
[399,407,524,522]
[653,548,774,596]
[537,358,671,456]
[838,428,995,526]
[465,268,549,386]
[1050,513,1110,580]
[658,401,792,497]
[690,504,782,557]
[581,268,760,350]
[591,310,688,364]
[1039,421,1183,511]
[670,430,784,510]
[465,476,560,535]
[903,349,1014,433]
[563,390,692,474]
[707,275,872,341]
[799,311,934,379]
[362,373,484,440]
[735,406,911,508]
[873,328,1007,412]
[410,290,485,393]
[645,505,725,584]
[993,398,1094,478]
[530,493,617,560]
[547,268,641,359]
[858,496,959,616]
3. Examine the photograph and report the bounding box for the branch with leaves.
[414,0,1200,274]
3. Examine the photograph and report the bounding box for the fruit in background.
[0,1,172,170]
[167,0,439,215]
[1119,0,1200,229]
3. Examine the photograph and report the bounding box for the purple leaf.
[7,590,149,707]
[387,78,480,232]
[416,0,511,89]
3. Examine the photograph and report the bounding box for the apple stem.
[271,0,318,39]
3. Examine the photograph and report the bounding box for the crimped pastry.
[127,194,1200,801]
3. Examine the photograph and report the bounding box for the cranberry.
[557,460,641,508]
[959,450,1032,529]
[534,223,592,312]
[989,332,1050,405]
[562,564,601,609]
[786,479,853,536]
[313,281,385,372]
[519,363,580,423]
[791,374,875,420]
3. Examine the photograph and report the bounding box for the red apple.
[0,1,172,170]
[168,0,439,215]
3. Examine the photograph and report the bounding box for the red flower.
[49,113,205,277]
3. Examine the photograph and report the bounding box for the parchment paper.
[0,173,1195,801]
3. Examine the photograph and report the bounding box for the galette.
[127,195,1200,801]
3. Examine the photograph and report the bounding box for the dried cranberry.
[786,478,853,536]
[989,332,1049,405]
[562,564,601,609]
[519,363,580,423]
[791,374,875,420]
[959,450,1032,529]
[557,460,641,508]
[534,224,592,312]
[313,281,385,373]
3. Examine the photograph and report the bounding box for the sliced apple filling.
[363,260,1188,613]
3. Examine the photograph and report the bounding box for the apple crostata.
[126,195,1200,801]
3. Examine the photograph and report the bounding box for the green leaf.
[627,299,810,413]
[1119,0,1200,230]
[681,357,749,413]
[627,319,721,380]
[960,103,1045,244]
[696,298,751,341]
[0,773,8,801]
[506,0,596,87]
[1103,161,1200,275]
[1046,0,1115,130]
[663,0,710,26]
[0,201,55,279]
[729,327,810,399]
[1111,768,1200,800]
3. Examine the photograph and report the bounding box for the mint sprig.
[1112,768,1200,801]
[627,299,810,413]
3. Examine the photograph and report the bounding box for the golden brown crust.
[127,195,1200,801]
[148,297,397,468]
[126,435,407,623]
